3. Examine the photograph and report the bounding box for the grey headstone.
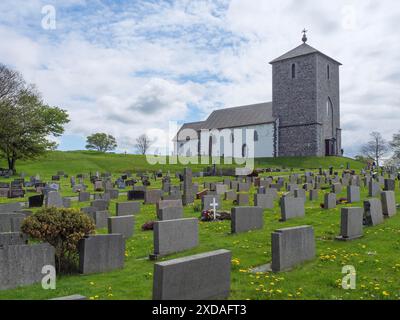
[78,234,125,274]
[381,191,396,217]
[324,193,336,209]
[0,232,28,246]
[153,249,231,300]
[254,194,274,209]
[0,243,55,290]
[271,226,315,272]
[108,215,134,238]
[144,189,163,205]
[236,193,249,205]
[158,207,183,221]
[280,196,305,221]
[347,186,360,203]
[336,207,363,241]
[309,189,318,201]
[116,202,140,216]
[152,218,198,257]
[364,199,384,226]
[202,195,221,211]
[0,202,22,213]
[231,207,263,234]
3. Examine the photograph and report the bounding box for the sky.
[0,0,399,157]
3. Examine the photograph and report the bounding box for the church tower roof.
[269,31,342,65]
[269,43,342,65]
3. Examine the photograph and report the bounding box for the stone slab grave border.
[152,249,231,300]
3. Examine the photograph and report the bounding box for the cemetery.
[0,151,400,300]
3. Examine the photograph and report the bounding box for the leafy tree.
[85,133,117,152]
[135,134,152,155]
[390,130,400,160]
[360,131,390,166]
[0,64,70,173]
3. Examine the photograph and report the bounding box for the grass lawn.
[1,152,399,300]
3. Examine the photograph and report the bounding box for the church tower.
[270,31,342,157]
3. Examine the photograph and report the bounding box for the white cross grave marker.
[211,197,218,221]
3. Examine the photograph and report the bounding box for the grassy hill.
[0,151,365,175]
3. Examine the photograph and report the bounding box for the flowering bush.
[21,207,95,273]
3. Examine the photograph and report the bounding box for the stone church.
[175,33,342,158]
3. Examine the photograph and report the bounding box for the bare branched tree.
[135,134,152,155]
[361,131,390,166]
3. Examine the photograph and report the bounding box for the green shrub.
[21,207,96,273]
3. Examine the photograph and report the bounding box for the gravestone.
[270,226,315,272]
[364,199,384,226]
[215,184,228,195]
[144,189,163,205]
[224,190,236,201]
[254,194,274,209]
[156,199,182,213]
[369,181,380,197]
[116,202,140,216]
[62,197,71,208]
[158,207,183,221]
[384,179,395,191]
[182,168,194,205]
[202,195,221,211]
[309,189,318,201]
[153,249,231,300]
[28,195,44,208]
[336,207,363,241]
[45,191,63,208]
[78,235,125,274]
[237,183,250,192]
[87,211,109,229]
[105,189,119,200]
[331,183,342,194]
[324,193,336,209]
[127,190,145,201]
[108,215,134,238]
[79,191,90,202]
[0,243,55,290]
[347,186,360,203]
[280,196,305,221]
[0,232,28,246]
[231,207,263,233]
[152,218,198,258]
[91,199,109,211]
[381,191,396,217]
[294,189,306,202]
[236,193,249,206]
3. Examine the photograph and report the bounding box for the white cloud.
[0,0,399,156]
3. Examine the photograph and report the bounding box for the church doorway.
[325,139,336,156]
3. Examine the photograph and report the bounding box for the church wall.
[316,54,341,155]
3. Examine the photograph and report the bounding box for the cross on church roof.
[302,28,308,43]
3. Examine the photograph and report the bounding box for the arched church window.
[254,131,259,142]
[291,64,296,79]
[327,65,330,80]
[326,98,333,117]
